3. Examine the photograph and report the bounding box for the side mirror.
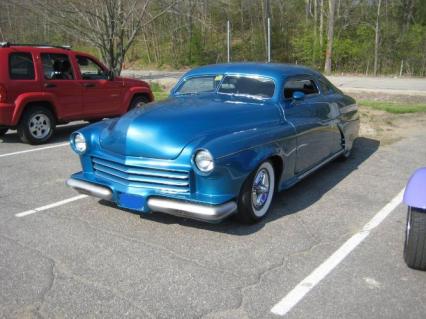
[106,70,115,81]
[292,91,305,101]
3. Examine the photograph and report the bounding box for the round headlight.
[73,133,87,153]
[194,150,214,173]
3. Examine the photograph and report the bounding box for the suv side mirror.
[292,91,305,101]
[106,70,115,81]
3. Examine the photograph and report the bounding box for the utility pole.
[264,0,271,62]
[227,20,231,63]
[267,17,271,62]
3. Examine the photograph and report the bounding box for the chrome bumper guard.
[66,178,237,222]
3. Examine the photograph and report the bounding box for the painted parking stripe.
[0,142,69,158]
[271,188,405,316]
[15,194,88,217]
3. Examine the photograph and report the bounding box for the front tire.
[404,207,426,270]
[235,161,275,224]
[18,106,55,144]
[129,95,149,111]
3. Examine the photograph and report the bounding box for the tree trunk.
[324,0,336,74]
[373,0,381,76]
[319,0,324,49]
[313,0,318,65]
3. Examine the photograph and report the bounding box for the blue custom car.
[67,63,359,223]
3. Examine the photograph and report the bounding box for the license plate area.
[118,193,146,211]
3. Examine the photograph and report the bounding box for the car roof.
[183,62,323,80]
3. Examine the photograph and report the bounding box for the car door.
[315,77,344,155]
[283,75,338,174]
[75,55,124,117]
[40,52,83,120]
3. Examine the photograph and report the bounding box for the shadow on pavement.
[0,122,88,145]
[113,136,380,234]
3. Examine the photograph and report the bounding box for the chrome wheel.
[251,162,275,217]
[29,113,51,139]
[252,169,270,209]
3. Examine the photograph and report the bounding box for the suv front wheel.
[18,106,56,144]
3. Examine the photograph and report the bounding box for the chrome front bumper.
[66,178,237,222]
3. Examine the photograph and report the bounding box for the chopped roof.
[184,62,322,79]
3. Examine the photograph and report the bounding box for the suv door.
[40,53,83,120]
[75,55,124,118]
[283,76,341,174]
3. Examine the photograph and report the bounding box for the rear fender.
[12,93,57,125]
[404,168,426,209]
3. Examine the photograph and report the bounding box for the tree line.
[1,0,425,76]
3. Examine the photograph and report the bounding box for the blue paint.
[69,63,360,215]
[118,193,147,211]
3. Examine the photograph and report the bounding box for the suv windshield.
[218,75,275,99]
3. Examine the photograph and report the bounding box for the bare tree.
[324,0,336,74]
[17,0,176,74]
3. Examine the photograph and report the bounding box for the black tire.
[235,161,275,224]
[404,207,426,270]
[17,106,56,144]
[338,148,351,161]
[88,119,102,124]
[129,95,149,111]
[0,128,8,137]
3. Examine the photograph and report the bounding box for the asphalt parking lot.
[1,122,426,318]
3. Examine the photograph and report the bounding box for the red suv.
[0,43,153,144]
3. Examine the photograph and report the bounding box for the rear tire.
[0,128,8,137]
[129,95,149,111]
[235,161,275,224]
[18,106,55,144]
[404,207,426,270]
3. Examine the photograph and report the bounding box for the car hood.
[99,95,279,159]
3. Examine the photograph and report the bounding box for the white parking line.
[15,195,88,217]
[0,142,69,158]
[271,188,405,316]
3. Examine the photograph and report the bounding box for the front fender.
[193,123,296,197]
[404,167,426,209]
[123,87,154,110]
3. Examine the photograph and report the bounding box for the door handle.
[44,83,56,88]
[83,83,96,88]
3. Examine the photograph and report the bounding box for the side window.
[76,56,107,80]
[283,78,319,99]
[9,52,35,80]
[318,78,335,95]
[41,53,74,80]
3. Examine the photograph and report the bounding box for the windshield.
[175,75,222,95]
[175,74,275,99]
[218,75,275,99]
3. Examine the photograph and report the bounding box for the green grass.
[150,82,169,101]
[359,100,426,114]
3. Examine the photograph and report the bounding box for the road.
[1,122,426,318]
[122,70,426,95]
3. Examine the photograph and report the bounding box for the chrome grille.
[92,157,190,193]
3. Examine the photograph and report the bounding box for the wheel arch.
[17,101,58,124]
[128,93,152,110]
[124,87,154,110]
[12,93,59,126]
